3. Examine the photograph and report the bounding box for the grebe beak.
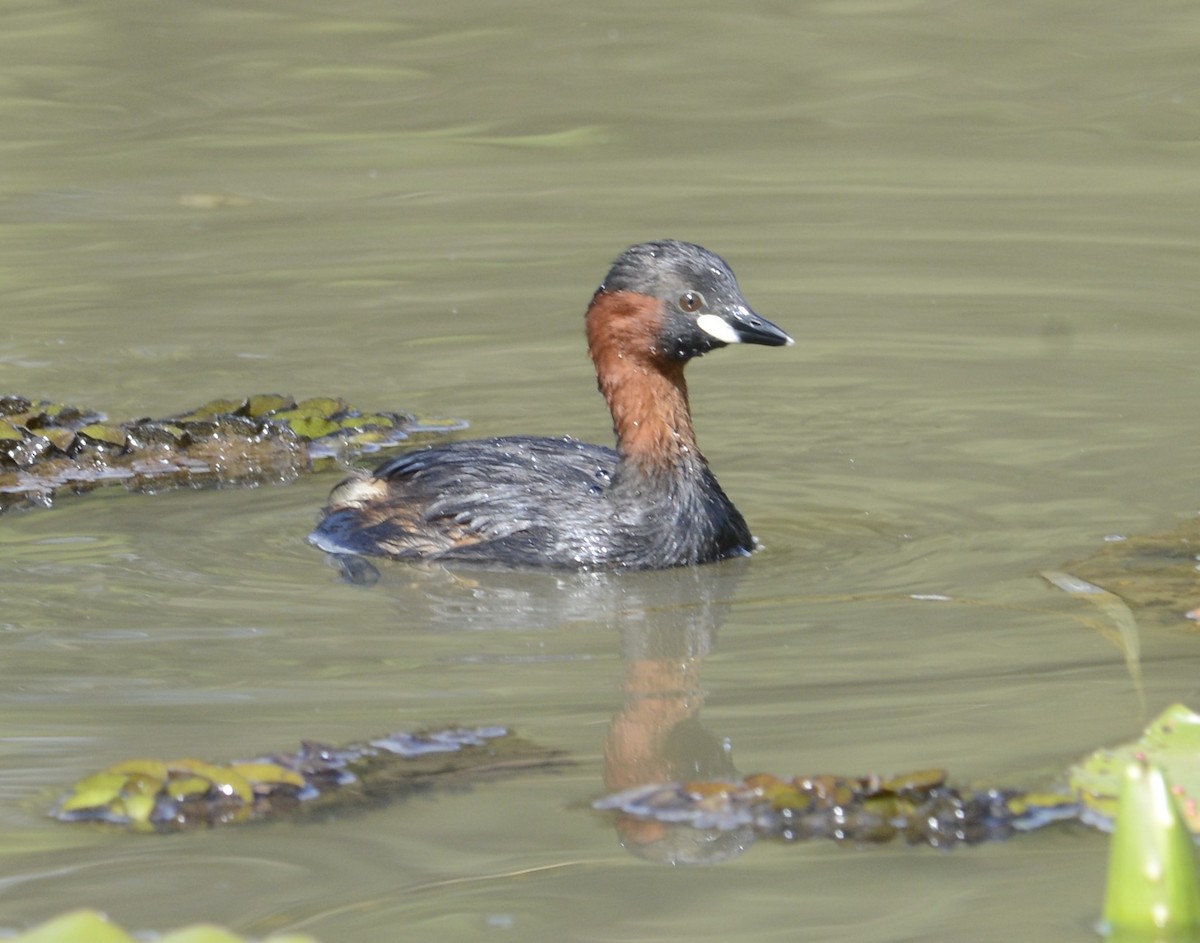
[697,305,794,348]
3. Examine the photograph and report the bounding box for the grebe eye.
[678,291,704,312]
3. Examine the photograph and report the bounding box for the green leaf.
[78,424,129,448]
[1103,761,1200,933]
[269,398,351,439]
[277,415,342,439]
[229,762,306,789]
[168,759,254,803]
[173,399,246,422]
[162,929,319,943]
[40,428,78,452]
[242,394,295,418]
[57,771,127,812]
[109,759,169,780]
[11,909,136,943]
[1071,704,1200,833]
[338,413,395,430]
[289,397,348,416]
[116,792,157,825]
[158,929,247,943]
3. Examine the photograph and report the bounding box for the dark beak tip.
[740,320,793,348]
[721,304,792,348]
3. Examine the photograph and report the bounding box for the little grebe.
[309,240,792,570]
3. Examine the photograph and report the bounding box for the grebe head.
[591,240,793,362]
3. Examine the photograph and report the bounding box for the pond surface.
[3,1,1200,940]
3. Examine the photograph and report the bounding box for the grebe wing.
[310,436,618,563]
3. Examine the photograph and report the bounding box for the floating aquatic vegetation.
[1071,703,1200,834]
[595,704,1200,851]
[5,909,318,942]
[51,726,563,833]
[594,768,1078,849]
[0,394,465,513]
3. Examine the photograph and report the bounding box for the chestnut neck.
[586,289,703,476]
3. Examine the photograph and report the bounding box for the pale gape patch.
[696,313,742,344]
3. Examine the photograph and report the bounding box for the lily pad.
[56,771,129,813]
[1070,703,1200,833]
[172,398,247,422]
[38,427,78,452]
[166,775,215,801]
[77,424,128,447]
[228,762,308,790]
[270,398,347,423]
[273,414,342,440]
[242,394,295,418]
[167,760,255,802]
[0,419,26,441]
